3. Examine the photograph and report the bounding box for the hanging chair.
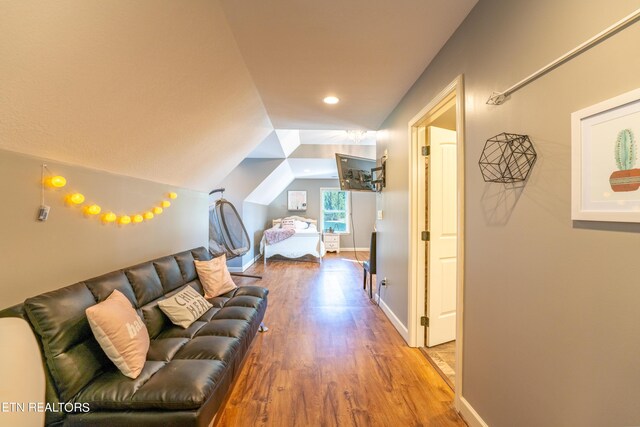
[209,188,261,279]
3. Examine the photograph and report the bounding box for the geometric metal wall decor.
[478,133,537,183]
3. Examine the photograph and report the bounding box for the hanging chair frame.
[209,188,261,280]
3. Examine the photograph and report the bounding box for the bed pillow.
[281,218,295,229]
[85,289,149,379]
[158,286,213,328]
[194,254,237,298]
[294,220,310,230]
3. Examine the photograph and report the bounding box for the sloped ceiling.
[0,0,273,191]
[0,0,477,191]
[220,0,477,129]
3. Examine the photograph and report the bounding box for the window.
[320,188,350,234]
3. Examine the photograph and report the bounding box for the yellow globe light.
[46,176,67,188]
[68,193,85,205]
[84,204,101,215]
[161,200,171,208]
[143,211,154,220]
[118,215,131,225]
[153,206,163,215]
[168,192,178,199]
[132,214,144,223]
[102,212,117,223]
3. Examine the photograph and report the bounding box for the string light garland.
[41,166,178,227]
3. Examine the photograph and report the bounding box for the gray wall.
[216,158,283,267]
[0,149,208,307]
[242,201,269,263]
[376,0,640,426]
[268,179,376,248]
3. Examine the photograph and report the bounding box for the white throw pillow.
[158,286,213,328]
[85,290,149,379]
[294,220,309,229]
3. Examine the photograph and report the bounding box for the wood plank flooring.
[216,252,465,427]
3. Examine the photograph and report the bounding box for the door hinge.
[421,146,430,156]
[420,316,429,326]
[421,231,430,241]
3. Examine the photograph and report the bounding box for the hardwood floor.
[216,252,465,427]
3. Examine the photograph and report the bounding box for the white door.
[426,126,457,347]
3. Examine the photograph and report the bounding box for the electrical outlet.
[37,205,50,222]
[381,278,388,287]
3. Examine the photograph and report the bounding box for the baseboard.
[340,247,369,251]
[374,294,409,343]
[228,254,261,273]
[458,396,489,427]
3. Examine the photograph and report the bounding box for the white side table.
[323,233,340,253]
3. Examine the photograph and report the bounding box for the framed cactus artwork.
[571,88,640,222]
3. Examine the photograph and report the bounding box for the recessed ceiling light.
[323,96,339,105]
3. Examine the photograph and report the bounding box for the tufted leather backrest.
[24,283,111,401]
[22,247,211,402]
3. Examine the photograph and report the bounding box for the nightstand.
[323,233,340,254]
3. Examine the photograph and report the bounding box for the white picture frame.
[287,190,307,211]
[571,87,640,222]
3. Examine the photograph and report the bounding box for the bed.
[261,216,325,264]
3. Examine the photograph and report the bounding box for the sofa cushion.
[194,319,251,339]
[85,271,139,307]
[85,290,150,379]
[24,283,110,401]
[173,336,240,363]
[153,256,184,292]
[147,338,189,362]
[140,298,171,339]
[76,360,226,410]
[174,250,198,283]
[125,263,164,306]
[191,247,212,262]
[214,306,258,322]
[234,285,269,299]
[156,321,208,339]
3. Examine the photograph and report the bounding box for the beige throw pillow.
[158,286,213,328]
[85,289,149,379]
[194,254,237,298]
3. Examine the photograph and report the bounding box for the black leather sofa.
[0,247,268,426]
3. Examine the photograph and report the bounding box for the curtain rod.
[487,8,640,105]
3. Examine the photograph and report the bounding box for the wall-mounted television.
[335,153,376,192]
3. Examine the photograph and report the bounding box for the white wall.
[268,179,376,249]
[376,0,640,425]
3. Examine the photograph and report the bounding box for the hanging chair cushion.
[194,255,237,299]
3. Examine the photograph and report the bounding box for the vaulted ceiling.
[0,0,477,192]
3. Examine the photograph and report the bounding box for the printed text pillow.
[85,289,149,379]
[158,286,213,328]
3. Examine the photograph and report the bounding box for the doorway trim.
[407,75,465,407]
